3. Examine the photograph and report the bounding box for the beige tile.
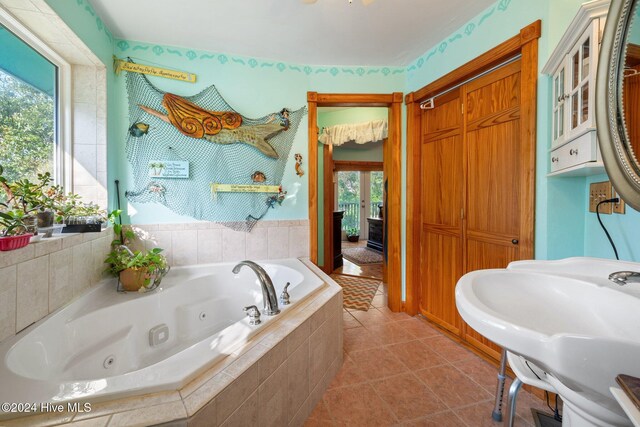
[72,65,97,103]
[172,230,197,266]
[286,318,310,355]
[91,237,111,285]
[309,321,333,389]
[288,226,310,258]
[0,265,17,342]
[67,416,112,427]
[220,391,258,427]
[267,227,289,259]
[144,231,173,265]
[34,238,62,257]
[61,234,84,249]
[0,0,39,11]
[73,102,97,147]
[288,338,310,420]
[216,363,259,424]
[0,411,73,426]
[222,229,246,262]
[182,371,233,416]
[197,229,222,264]
[245,227,268,261]
[9,9,68,43]
[73,391,182,421]
[187,396,217,427]
[107,400,187,426]
[72,241,93,297]
[258,338,287,383]
[224,343,269,379]
[49,247,73,312]
[0,244,35,268]
[16,256,49,331]
[258,360,289,427]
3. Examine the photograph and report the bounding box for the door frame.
[404,21,541,316]
[307,92,403,312]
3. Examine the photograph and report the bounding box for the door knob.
[511,239,519,245]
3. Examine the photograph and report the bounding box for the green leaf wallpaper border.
[115,40,406,78]
[74,0,113,44]
[406,0,513,73]
[73,0,513,79]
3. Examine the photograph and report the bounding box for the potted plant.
[0,167,53,232]
[346,227,360,242]
[104,210,169,292]
[0,208,31,251]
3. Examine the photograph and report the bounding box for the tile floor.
[305,283,551,426]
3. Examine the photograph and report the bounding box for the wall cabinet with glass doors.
[543,1,609,176]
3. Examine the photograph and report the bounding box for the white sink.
[456,258,640,427]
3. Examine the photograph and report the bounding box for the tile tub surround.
[1,259,342,427]
[0,228,113,343]
[127,220,310,266]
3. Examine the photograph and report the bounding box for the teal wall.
[111,41,404,225]
[44,0,640,296]
[584,174,640,261]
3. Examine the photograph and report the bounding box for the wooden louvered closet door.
[419,58,533,359]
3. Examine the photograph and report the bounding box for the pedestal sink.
[455,257,640,427]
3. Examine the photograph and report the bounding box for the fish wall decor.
[138,93,287,159]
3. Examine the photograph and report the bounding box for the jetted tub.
[0,258,325,408]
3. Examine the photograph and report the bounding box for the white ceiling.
[88,0,496,67]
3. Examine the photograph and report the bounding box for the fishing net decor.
[123,68,306,232]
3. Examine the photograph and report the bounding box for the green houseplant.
[104,210,169,292]
[346,227,360,243]
[0,208,31,251]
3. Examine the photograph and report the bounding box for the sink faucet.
[232,260,280,316]
[609,271,640,286]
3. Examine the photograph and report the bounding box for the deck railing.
[337,202,381,232]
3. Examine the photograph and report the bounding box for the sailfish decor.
[138,93,285,159]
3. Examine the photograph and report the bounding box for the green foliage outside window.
[0,71,54,184]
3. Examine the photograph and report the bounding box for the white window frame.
[0,8,72,189]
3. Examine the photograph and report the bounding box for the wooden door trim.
[308,92,404,312]
[334,161,384,172]
[404,21,540,316]
[323,143,334,273]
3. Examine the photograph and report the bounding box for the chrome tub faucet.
[232,260,280,315]
[609,271,640,285]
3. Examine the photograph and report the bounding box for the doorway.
[307,92,403,312]
[336,170,383,241]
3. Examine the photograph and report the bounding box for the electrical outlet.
[589,181,613,214]
[612,187,626,214]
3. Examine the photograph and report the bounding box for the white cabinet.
[543,0,609,176]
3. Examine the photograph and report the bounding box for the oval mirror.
[598,0,640,210]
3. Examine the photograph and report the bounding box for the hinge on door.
[461,208,465,220]
[461,103,464,115]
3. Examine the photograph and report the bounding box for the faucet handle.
[280,282,291,306]
[243,305,261,325]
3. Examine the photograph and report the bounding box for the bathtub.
[0,258,325,410]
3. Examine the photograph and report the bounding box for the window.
[0,20,60,184]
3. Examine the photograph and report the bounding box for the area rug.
[342,247,383,265]
[330,274,381,311]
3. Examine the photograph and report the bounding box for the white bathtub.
[0,258,325,408]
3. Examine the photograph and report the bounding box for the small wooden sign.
[210,183,280,193]
[148,160,189,178]
[115,58,196,83]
